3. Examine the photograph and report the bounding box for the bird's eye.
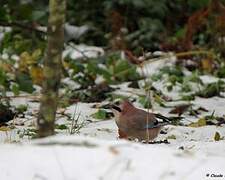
[154,121,158,125]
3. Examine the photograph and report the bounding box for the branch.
[0,21,46,35]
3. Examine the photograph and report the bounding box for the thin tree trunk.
[37,0,66,137]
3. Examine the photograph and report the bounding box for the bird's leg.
[118,129,128,139]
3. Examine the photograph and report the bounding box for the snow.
[64,24,90,42]
[63,44,104,59]
[0,135,225,180]
[193,97,225,116]
[199,75,220,84]
[137,55,177,77]
[2,96,224,179]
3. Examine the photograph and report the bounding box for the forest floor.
[0,49,225,180]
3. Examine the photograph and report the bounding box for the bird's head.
[111,100,134,117]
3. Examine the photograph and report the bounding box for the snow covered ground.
[0,51,225,180]
[1,86,225,180]
[0,135,225,180]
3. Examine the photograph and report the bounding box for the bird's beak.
[111,104,122,112]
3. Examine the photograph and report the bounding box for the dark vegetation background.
[1,0,225,53]
[0,0,225,126]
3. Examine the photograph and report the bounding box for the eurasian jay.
[111,100,171,141]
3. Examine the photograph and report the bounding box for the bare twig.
[0,21,46,35]
[68,104,85,134]
[67,43,89,60]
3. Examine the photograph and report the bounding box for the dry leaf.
[0,126,11,131]
[167,134,176,139]
[214,131,221,141]
[29,66,44,85]
[109,146,119,155]
[189,118,206,127]
[201,58,213,72]
[169,104,191,116]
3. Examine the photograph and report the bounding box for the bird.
[111,100,171,141]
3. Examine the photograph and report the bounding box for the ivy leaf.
[55,124,68,130]
[16,72,34,93]
[91,109,108,120]
[11,83,20,95]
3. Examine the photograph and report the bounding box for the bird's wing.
[144,121,169,129]
[126,110,172,130]
[126,109,158,130]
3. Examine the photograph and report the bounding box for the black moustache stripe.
[111,105,122,112]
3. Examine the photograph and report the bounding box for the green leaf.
[154,94,166,107]
[55,124,68,130]
[216,66,225,78]
[181,95,195,101]
[139,96,152,108]
[98,67,112,82]
[174,27,186,39]
[160,66,184,77]
[16,104,28,114]
[109,93,129,101]
[197,81,224,98]
[181,83,192,92]
[16,72,34,93]
[91,109,108,120]
[151,73,162,81]
[188,0,210,10]
[17,4,33,20]
[11,83,20,95]
[32,10,47,21]
[111,59,139,82]
[0,68,9,88]
[166,85,173,92]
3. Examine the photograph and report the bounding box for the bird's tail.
[154,113,172,123]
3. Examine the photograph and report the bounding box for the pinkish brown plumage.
[112,100,170,141]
